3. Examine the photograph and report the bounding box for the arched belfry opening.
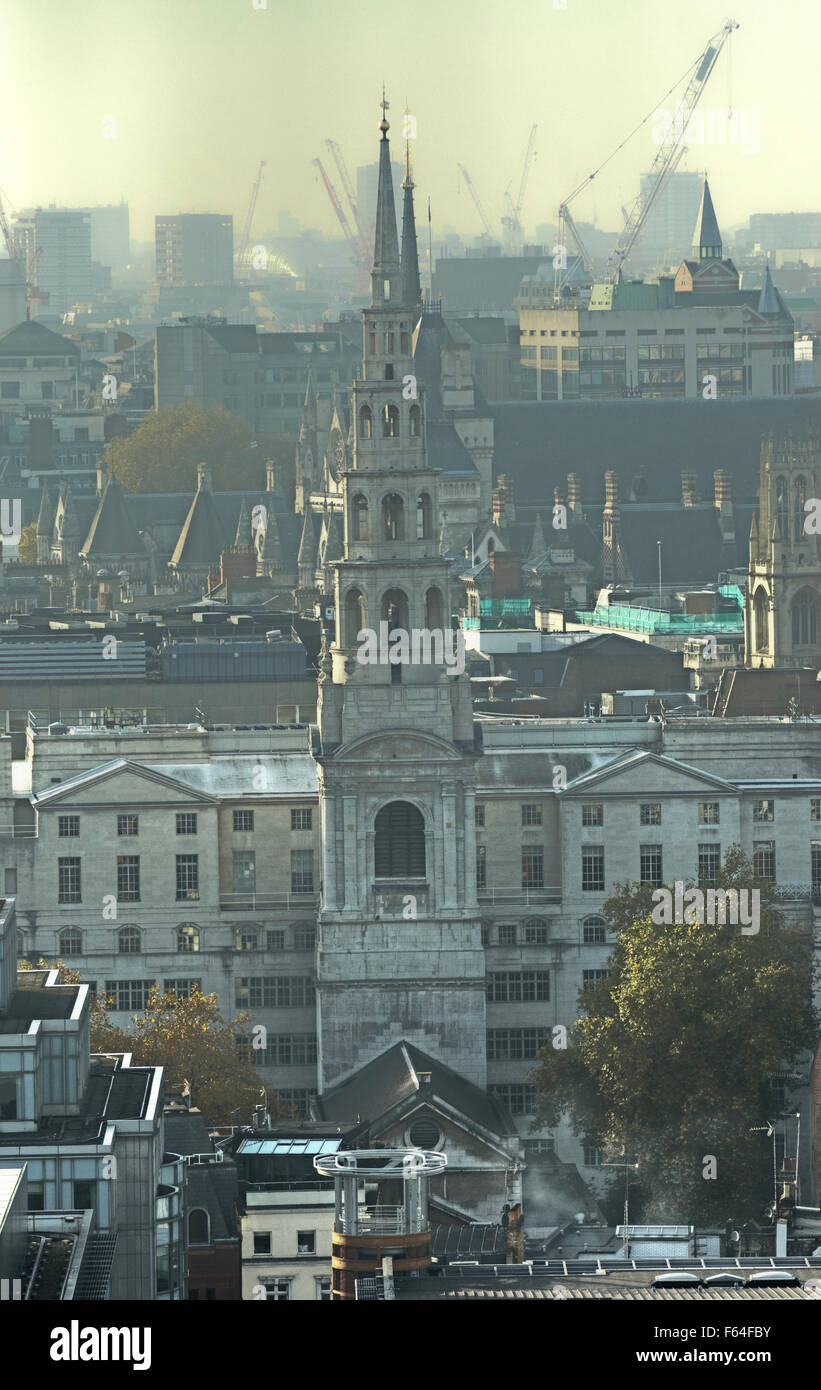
[374,801,426,878]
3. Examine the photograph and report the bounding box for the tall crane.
[237,160,266,269]
[313,157,370,292]
[502,124,538,248]
[325,139,369,260]
[606,19,739,281]
[458,164,496,241]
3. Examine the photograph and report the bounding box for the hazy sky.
[2,0,817,247]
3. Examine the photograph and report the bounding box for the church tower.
[314,99,486,1090]
[745,430,821,668]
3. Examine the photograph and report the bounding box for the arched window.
[381,588,409,630]
[416,492,432,539]
[118,925,141,954]
[382,493,404,540]
[775,475,789,538]
[177,924,200,953]
[374,801,426,878]
[524,917,548,944]
[792,587,819,646]
[59,927,82,957]
[793,475,807,541]
[352,494,369,542]
[753,588,769,653]
[344,588,366,646]
[382,404,399,438]
[425,586,444,630]
[409,404,421,437]
[188,1208,210,1246]
[359,405,372,440]
[582,914,606,944]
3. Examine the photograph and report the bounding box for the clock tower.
[314,100,487,1090]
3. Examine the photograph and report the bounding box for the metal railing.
[478,887,562,905]
[773,882,821,903]
[219,892,318,912]
[340,1206,406,1235]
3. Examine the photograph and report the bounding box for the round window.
[409,1118,441,1150]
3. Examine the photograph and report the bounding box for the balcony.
[339,1206,406,1235]
[478,886,562,906]
[220,891,318,912]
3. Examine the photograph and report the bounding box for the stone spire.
[526,512,548,565]
[299,370,317,442]
[400,125,422,312]
[757,264,783,315]
[692,178,722,260]
[371,90,402,307]
[234,495,252,549]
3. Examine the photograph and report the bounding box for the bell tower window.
[352,494,369,542]
[416,492,433,539]
[382,494,404,540]
[409,404,421,437]
[383,279,391,301]
[382,404,399,438]
[374,801,426,878]
[359,405,372,440]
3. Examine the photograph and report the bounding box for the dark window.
[117,926,141,953]
[291,850,314,894]
[487,1028,545,1060]
[189,1209,210,1245]
[58,815,80,838]
[233,809,254,832]
[698,843,721,886]
[639,844,663,888]
[523,918,548,945]
[117,814,138,837]
[59,927,82,956]
[498,923,517,946]
[291,809,312,831]
[176,855,199,900]
[177,924,200,953]
[267,929,285,950]
[521,804,542,826]
[253,1231,271,1254]
[117,856,140,902]
[488,971,549,1002]
[582,804,603,827]
[475,804,486,827]
[582,846,604,892]
[235,976,315,1009]
[0,1078,16,1120]
[488,1084,536,1115]
[233,851,256,895]
[476,844,486,890]
[639,803,661,826]
[753,840,775,879]
[582,915,606,944]
[522,849,544,889]
[58,857,81,904]
[73,1181,94,1210]
[374,802,425,877]
[297,1231,315,1254]
[583,969,609,990]
[176,813,197,835]
[163,979,200,998]
[105,979,153,1010]
[752,799,774,823]
[294,923,316,950]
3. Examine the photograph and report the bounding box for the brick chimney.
[602,471,626,584]
[492,473,516,528]
[681,470,698,506]
[566,473,581,518]
[603,470,620,518]
[489,550,521,597]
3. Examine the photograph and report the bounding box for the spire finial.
[380,85,390,134]
[403,104,414,188]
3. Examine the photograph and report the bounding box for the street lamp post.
[603,1153,640,1257]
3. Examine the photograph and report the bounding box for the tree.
[16,521,37,565]
[530,848,818,1223]
[106,399,296,496]
[18,960,287,1126]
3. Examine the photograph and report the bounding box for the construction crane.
[236,160,266,269]
[553,18,738,298]
[325,139,370,261]
[502,124,538,249]
[458,164,496,242]
[606,19,739,281]
[313,157,370,292]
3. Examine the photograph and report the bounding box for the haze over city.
[2,0,818,246]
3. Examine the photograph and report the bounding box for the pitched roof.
[692,178,722,255]
[81,475,146,557]
[0,319,80,358]
[314,1040,518,1137]
[170,471,228,567]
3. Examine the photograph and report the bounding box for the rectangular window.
[481,923,490,947]
[176,812,197,835]
[698,802,720,825]
[233,809,255,832]
[812,841,821,886]
[582,804,603,827]
[697,843,721,886]
[294,923,316,950]
[105,979,153,1011]
[253,1232,271,1254]
[521,804,542,826]
[522,849,544,889]
[524,1138,555,1159]
[583,969,609,990]
[583,1142,604,1166]
[476,844,487,890]
[487,1028,545,1060]
[291,809,312,831]
[581,846,604,892]
[475,804,486,828]
[117,855,140,902]
[753,799,775,823]
[235,926,259,952]
[639,803,661,826]
[233,850,256,895]
[0,1078,17,1121]
[58,857,81,904]
[235,976,315,1009]
[812,799,821,822]
[498,923,517,946]
[487,1083,536,1115]
[752,840,776,879]
[639,844,663,888]
[267,929,285,950]
[176,854,199,901]
[291,849,314,894]
[117,814,138,837]
[316,1277,332,1301]
[58,815,80,838]
[487,970,549,1002]
[297,1231,316,1255]
[583,918,606,944]
[260,1279,291,1301]
[163,979,201,997]
[524,919,548,945]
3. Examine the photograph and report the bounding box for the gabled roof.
[0,319,80,358]
[80,475,146,558]
[33,758,220,806]
[562,748,737,796]
[314,1040,518,1138]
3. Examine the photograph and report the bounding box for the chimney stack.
[714,468,735,542]
[681,470,698,506]
[566,473,581,518]
[603,470,620,516]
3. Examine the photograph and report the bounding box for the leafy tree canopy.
[16,520,37,565]
[530,848,818,1223]
[106,399,295,496]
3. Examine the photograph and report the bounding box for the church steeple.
[400,122,422,312]
[371,90,402,307]
[692,177,722,260]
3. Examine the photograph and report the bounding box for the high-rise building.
[638,169,703,262]
[0,259,28,333]
[82,203,130,270]
[13,208,93,314]
[155,214,234,286]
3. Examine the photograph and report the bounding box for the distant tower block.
[314,1148,446,1300]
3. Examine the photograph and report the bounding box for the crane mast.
[458,164,496,241]
[325,140,369,261]
[237,160,266,268]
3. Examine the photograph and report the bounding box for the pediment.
[336,729,463,762]
[564,750,734,797]
[35,759,217,808]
